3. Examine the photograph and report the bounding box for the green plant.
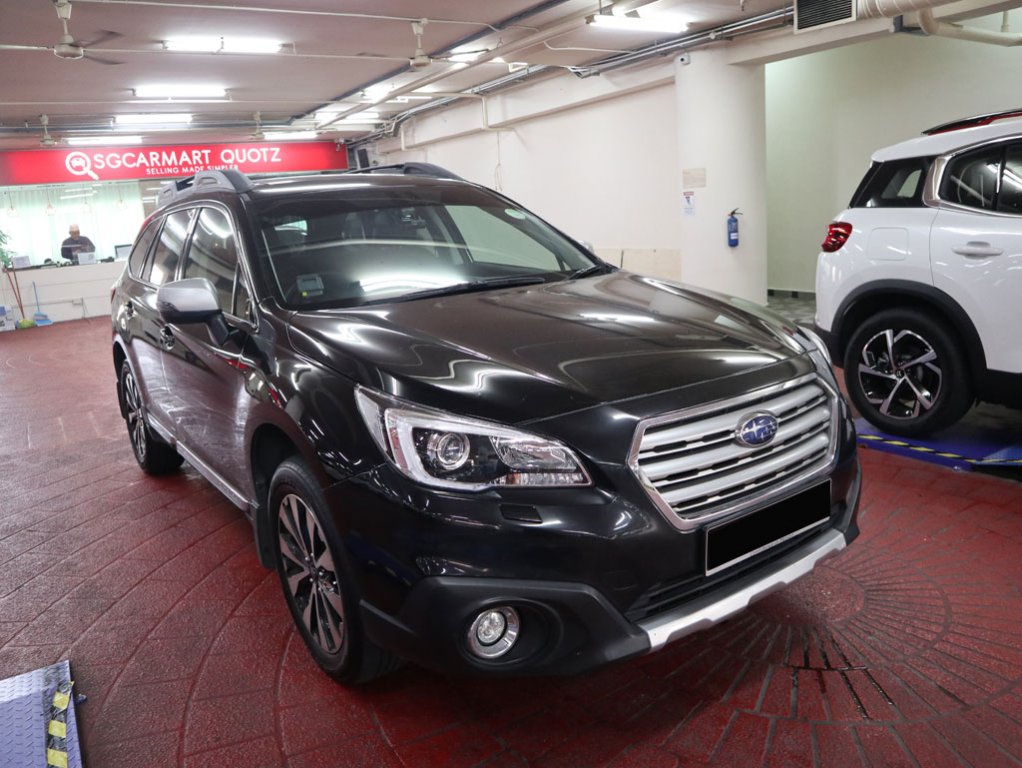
[0,229,11,269]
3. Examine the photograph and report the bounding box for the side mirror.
[156,278,230,344]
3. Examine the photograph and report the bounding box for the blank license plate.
[705,482,831,575]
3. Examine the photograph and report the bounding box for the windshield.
[253,184,598,308]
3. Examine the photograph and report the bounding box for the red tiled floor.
[2,319,1021,767]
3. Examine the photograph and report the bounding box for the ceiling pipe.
[857,0,955,17]
[349,6,792,149]
[917,7,1022,44]
[296,0,576,129]
[315,13,587,130]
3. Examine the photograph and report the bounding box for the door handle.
[159,326,176,350]
[952,241,1003,258]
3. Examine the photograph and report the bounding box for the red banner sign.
[0,141,348,185]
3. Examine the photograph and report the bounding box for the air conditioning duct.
[794,0,857,32]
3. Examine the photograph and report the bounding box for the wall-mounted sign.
[0,141,347,185]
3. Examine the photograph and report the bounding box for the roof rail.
[923,108,1022,135]
[346,162,464,181]
[156,169,254,208]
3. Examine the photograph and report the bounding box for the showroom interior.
[1,0,1021,766]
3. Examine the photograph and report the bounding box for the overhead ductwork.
[797,0,1020,46]
[917,8,1022,46]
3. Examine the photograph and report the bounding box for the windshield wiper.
[567,263,611,280]
[368,275,549,304]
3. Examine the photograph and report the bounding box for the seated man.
[61,224,96,265]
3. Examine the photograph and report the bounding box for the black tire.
[269,458,401,684]
[119,360,184,475]
[842,308,973,437]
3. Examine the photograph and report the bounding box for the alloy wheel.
[277,493,346,654]
[857,328,942,420]
[123,369,147,463]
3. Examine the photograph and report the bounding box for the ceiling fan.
[0,1,123,64]
[407,19,491,69]
[39,114,63,147]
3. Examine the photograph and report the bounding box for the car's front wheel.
[843,308,973,437]
[269,458,400,684]
[119,360,183,474]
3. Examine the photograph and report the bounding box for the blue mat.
[855,403,1022,472]
[0,660,82,768]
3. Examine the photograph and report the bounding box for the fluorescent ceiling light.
[59,191,95,200]
[447,45,487,63]
[362,84,393,101]
[340,112,379,122]
[587,13,688,34]
[115,113,193,125]
[67,135,144,146]
[164,36,282,54]
[263,131,319,141]
[133,84,227,99]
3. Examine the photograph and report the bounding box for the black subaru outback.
[111,164,860,683]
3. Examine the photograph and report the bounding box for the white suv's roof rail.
[873,115,1022,162]
[156,169,253,208]
[923,108,1022,135]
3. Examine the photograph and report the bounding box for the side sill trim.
[639,528,847,652]
[146,414,256,513]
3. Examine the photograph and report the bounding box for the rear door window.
[939,146,1002,211]
[996,144,1022,214]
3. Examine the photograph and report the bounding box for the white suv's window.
[940,146,1001,211]
[998,145,1022,214]
[851,157,931,208]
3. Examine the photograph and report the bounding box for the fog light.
[467,606,520,659]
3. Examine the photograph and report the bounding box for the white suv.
[815,110,1022,437]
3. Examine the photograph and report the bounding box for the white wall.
[377,77,683,280]
[0,261,123,326]
[677,49,768,303]
[766,20,1022,292]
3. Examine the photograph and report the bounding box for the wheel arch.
[834,281,986,380]
[112,341,128,418]
[250,424,302,567]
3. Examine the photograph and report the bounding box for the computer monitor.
[114,243,133,260]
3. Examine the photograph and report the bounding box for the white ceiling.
[0,0,786,151]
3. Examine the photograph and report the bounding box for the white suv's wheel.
[843,308,973,437]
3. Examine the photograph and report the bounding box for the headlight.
[355,387,591,491]
[797,324,832,368]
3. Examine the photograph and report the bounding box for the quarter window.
[128,220,160,278]
[850,157,932,208]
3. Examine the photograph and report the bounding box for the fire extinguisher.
[727,208,741,248]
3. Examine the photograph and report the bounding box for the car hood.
[286,271,806,423]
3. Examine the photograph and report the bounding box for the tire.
[842,308,973,437]
[269,458,401,684]
[119,360,184,475]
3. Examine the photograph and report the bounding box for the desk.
[1,262,125,324]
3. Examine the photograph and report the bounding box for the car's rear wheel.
[843,308,973,437]
[120,360,183,474]
[269,458,400,684]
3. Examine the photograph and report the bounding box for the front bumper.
[346,450,861,676]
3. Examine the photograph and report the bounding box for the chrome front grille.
[630,374,836,531]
